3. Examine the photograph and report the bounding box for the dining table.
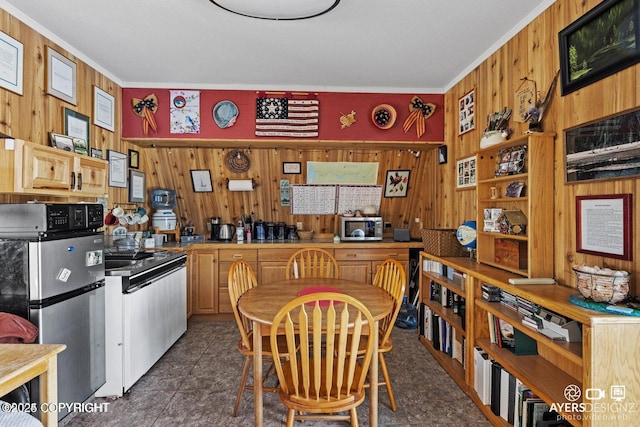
[237,277,393,427]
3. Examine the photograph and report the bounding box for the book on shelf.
[496,317,516,350]
[500,366,510,422]
[473,346,492,405]
[490,361,502,416]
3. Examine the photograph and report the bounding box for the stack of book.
[482,283,501,302]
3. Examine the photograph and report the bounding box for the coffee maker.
[210,217,221,241]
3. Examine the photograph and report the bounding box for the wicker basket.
[297,230,314,240]
[421,229,467,257]
[573,267,631,304]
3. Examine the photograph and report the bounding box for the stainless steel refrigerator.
[0,203,106,421]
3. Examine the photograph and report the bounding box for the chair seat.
[237,332,288,357]
[347,333,393,354]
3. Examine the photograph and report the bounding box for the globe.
[456,220,477,249]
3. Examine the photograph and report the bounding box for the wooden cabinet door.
[338,260,373,283]
[192,250,217,314]
[257,248,298,284]
[76,155,108,196]
[22,143,74,191]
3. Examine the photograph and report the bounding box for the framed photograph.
[0,31,23,95]
[49,132,74,152]
[46,46,77,105]
[576,194,632,260]
[128,170,146,203]
[190,169,213,192]
[495,145,527,177]
[107,149,127,188]
[438,145,448,164]
[91,148,103,159]
[458,88,475,135]
[64,108,90,153]
[559,0,640,95]
[72,137,88,156]
[384,170,410,198]
[128,149,139,169]
[283,161,301,174]
[93,86,115,132]
[565,107,640,183]
[456,155,477,189]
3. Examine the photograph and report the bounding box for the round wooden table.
[238,277,393,427]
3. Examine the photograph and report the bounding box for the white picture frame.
[46,46,77,105]
[107,149,127,188]
[456,155,477,189]
[190,169,213,192]
[0,31,23,95]
[93,86,115,131]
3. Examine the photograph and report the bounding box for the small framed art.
[91,148,103,159]
[283,162,301,174]
[64,108,90,154]
[46,46,77,105]
[93,86,115,131]
[458,88,475,135]
[456,155,477,189]
[438,145,448,164]
[128,149,139,169]
[576,194,632,260]
[384,170,410,198]
[49,133,74,152]
[0,31,23,95]
[107,149,127,188]
[128,170,146,203]
[191,169,213,192]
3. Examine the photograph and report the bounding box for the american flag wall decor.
[255,93,319,138]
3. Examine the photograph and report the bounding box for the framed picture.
[49,132,74,152]
[559,0,640,95]
[72,137,88,156]
[46,46,77,105]
[64,108,90,153]
[190,169,213,192]
[128,170,146,203]
[564,107,640,183]
[576,194,632,260]
[283,162,301,174]
[438,145,448,164]
[384,170,410,198]
[456,155,477,189]
[495,145,527,177]
[458,88,475,135]
[0,31,23,95]
[128,149,139,169]
[91,148,103,159]
[93,86,115,132]
[107,149,127,188]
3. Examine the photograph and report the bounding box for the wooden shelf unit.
[475,133,555,278]
[418,251,640,427]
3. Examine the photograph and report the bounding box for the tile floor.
[60,319,491,426]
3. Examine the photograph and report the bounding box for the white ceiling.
[2,0,555,93]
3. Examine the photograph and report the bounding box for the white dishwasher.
[97,252,187,397]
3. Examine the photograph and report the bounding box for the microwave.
[340,216,383,241]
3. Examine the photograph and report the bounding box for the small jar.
[333,233,340,244]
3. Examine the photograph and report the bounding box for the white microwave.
[340,216,383,241]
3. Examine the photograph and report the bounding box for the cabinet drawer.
[257,248,310,262]
[218,249,257,262]
[335,248,408,262]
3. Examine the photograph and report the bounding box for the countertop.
[159,237,424,251]
[105,249,187,277]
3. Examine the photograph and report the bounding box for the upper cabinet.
[0,139,108,198]
[475,133,555,278]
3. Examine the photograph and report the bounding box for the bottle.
[237,225,244,243]
[246,228,252,243]
[333,233,340,244]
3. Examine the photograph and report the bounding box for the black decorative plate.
[226,150,250,173]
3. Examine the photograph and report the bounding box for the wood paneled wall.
[440,0,640,293]
[2,0,638,294]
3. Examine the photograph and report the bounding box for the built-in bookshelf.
[419,251,640,427]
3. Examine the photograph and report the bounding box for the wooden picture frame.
[456,155,477,189]
[49,132,74,152]
[576,194,632,260]
[107,149,127,188]
[458,88,475,135]
[438,145,448,164]
[64,108,90,154]
[91,148,103,159]
[128,170,146,203]
[46,46,77,105]
[190,169,213,192]
[283,161,301,174]
[93,86,115,132]
[0,31,23,95]
[128,149,139,169]
[559,0,640,95]
[564,107,640,183]
[384,170,410,198]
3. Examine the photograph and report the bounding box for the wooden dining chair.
[285,248,339,279]
[228,259,286,417]
[270,292,376,426]
[347,258,406,411]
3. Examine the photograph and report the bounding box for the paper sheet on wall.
[336,185,382,214]
[307,162,378,184]
[170,90,200,134]
[290,185,337,214]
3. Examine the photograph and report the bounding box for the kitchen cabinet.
[191,250,218,314]
[218,248,257,314]
[335,247,409,284]
[475,133,554,277]
[257,248,314,284]
[0,139,108,197]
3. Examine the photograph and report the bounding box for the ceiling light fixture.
[210,0,340,20]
